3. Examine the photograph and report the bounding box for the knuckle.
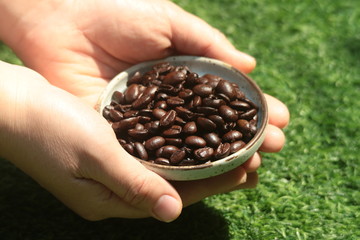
[123,174,153,207]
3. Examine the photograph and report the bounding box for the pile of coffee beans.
[103,62,259,166]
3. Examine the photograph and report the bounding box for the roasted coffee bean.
[230,141,246,154]
[156,145,180,158]
[183,121,197,134]
[123,110,138,118]
[138,116,151,124]
[135,123,144,130]
[203,132,221,148]
[219,105,238,122]
[178,158,197,166]
[175,116,186,126]
[197,117,216,132]
[154,100,167,109]
[167,97,185,107]
[170,149,186,165]
[109,109,123,122]
[222,130,243,143]
[208,115,225,128]
[178,89,193,99]
[230,100,251,111]
[160,110,177,127]
[127,71,142,85]
[239,109,258,120]
[132,94,152,109]
[175,106,194,120]
[112,117,139,133]
[194,147,214,161]
[237,119,251,134]
[112,91,125,104]
[115,104,132,113]
[134,142,148,160]
[123,143,135,155]
[153,108,167,119]
[165,138,183,146]
[202,98,226,108]
[202,74,222,88]
[162,125,182,137]
[154,158,170,165]
[124,84,141,104]
[153,62,173,74]
[139,109,153,117]
[185,136,206,148]
[195,106,218,115]
[128,128,149,140]
[145,136,166,151]
[156,92,168,101]
[215,79,236,100]
[193,84,213,97]
[163,70,187,85]
[118,138,127,146]
[214,143,231,159]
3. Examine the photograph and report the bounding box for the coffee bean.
[237,119,251,134]
[160,110,177,127]
[185,136,206,148]
[154,100,167,109]
[219,105,238,122]
[165,138,183,146]
[230,141,246,154]
[156,145,180,158]
[153,62,173,74]
[112,117,139,133]
[124,84,141,104]
[154,157,170,165]
[128,128,149,140]
[214,143,231,159]
[222,130,243,143]
[123,110,138,118]
[134,142,148,160]
[183,121,197,134]
[216,79,236,100]
[163,70,186,85]
[162,125,182,137]
[178,89,193,99]
[109,109,124,122]
[230,100,251,111]
[194,147,214,161]
[167,97,185,107]
[193,84,213,97]
[170,149,186,165]
[153,108,167,119]
[123,143,135,155]
[197,117,217,132]
[112,91,125,104]
[239,109,258,120]
[145,136,166,151]
[203,132,221,148]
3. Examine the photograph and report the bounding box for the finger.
[85,140,183,222]
[169,7,256,73]
[265,94,290,129]
[228,172,259,192]
[259,124,286,153]
[241,152,262,173]
[172,166,247,207]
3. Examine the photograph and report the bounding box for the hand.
[0,0,289,221]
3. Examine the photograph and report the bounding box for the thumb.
[168,5,256,73]
[87,142,183,222]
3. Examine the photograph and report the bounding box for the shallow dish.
[96,56,268,181]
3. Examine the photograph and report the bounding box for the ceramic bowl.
[96,56,268,181]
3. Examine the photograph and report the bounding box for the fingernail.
[152,195,182,223]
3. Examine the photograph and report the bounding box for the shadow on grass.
[0,159,230,240]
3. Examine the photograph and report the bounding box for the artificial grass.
[1,0,359,239]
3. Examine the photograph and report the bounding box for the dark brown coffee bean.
[134,142,148,160]
[194,147,214,161]
[203,132,221,148]
[109,109,123,122]
[145,136,166,150]
[114,104,132,113]
[202,98,226,108]
[195,106,218,116]
[135,123,144,130]
[163,70,186,85]
[193,84,213,97]
[154,100,167,109]
[170,149,186,165]
[230,141,246,154]
[178,89,194,99]
[215,79,236,100]
[112,91,125,104]
[122,143,135,155]
[153,108,167,119]
[185,136,206,148]
[202,74,222,88]
[167,97,185,107]
[162,125,182,137]
[128,128,149,140]
[165,138,183,147]
[160,110,177,127]
[123,110,138,118]
[208,115,225,128]
[156,145,180,158]
[175,106,194,120]
[124,84,141,104]
[154,157,170,165]
[138,116,151,124]
[237,119,251,134]
[127,71,142,85]
[138,109,153,117]
[222,130,243,143]
[197,117,217,132]
[178,158,197,166]
[112,117,139,133]
[219,105,238,122]
[156,92,168,101]
[118,138,127,146]
[230,100,251,111]
[239,109,258,120]
[132,94,152,109]
[214,143,231,159]
[175,116,186,126]
[153,62,173,74]
[183,121,197,134]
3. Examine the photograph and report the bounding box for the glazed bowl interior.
[96,56,268,181]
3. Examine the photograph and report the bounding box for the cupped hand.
[4,0,289,221]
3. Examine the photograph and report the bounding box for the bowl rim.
[96,55,268,171]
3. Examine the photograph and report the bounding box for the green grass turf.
[1,0,359,239]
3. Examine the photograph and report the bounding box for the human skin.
[0,0,289,222]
